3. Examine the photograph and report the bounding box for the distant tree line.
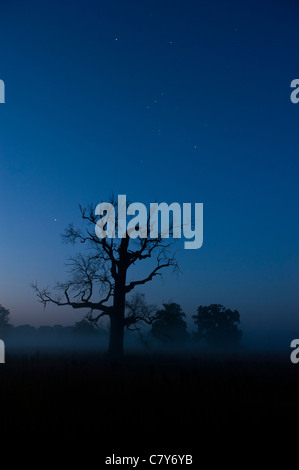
[0,300,242,349]
[150,301,242,347]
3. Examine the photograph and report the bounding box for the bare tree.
[33,199,178,358]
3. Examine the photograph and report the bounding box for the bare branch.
[125,255,178,293]
[31,276,112,314]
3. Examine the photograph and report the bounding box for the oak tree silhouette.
[33,199,178,358]
[193,304,242,346]
[151,302,189,345]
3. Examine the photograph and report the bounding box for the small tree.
[125,292,156,332]
[151,303,189,345]
[193,304,242,346]
[125,292,156,349]
[0,305,10,328]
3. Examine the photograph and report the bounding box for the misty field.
[0,352,297,464]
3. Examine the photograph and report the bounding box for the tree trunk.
[108,311,124,359]
[108,260,127,359]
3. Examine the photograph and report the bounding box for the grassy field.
[0,351,297,464]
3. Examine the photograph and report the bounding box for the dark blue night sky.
[0,0,298,348]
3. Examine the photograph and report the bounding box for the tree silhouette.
[151,303,189,345]
[193,304,242,346]
[125,292,157,349]
[125,292,156,332]
[33,200,178,358]
[0,305,10,328]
